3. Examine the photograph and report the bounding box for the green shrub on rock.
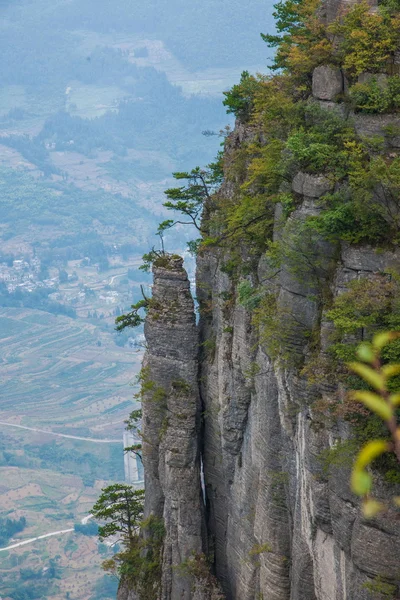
[349,75,400,113]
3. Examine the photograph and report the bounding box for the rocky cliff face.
[142,257,203,600]
[119,228,400,600]
[197,209,400,600]
[192,64,400,599]
[118,0,400,597]
[118,256,222,600]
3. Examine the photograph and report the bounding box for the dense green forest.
[2,60,226,164]
[4,557,63,600]
[0,168,151,238]
[74,521,99,536]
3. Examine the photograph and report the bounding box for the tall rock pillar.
[141,255,205,599]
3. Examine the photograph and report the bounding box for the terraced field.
[0,465,118,600]
[0,271,142,598]
[0,306,141,432]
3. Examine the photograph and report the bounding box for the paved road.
[0,528,75,552]
[0,515,94,552]
[81,514,93,525]
[0,421,121,443]
[108,272,126,285]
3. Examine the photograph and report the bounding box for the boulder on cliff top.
[312,65,343,100]
[292,172,333,198]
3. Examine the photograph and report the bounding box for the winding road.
[0,421,121,443]
[108,272,126,285]
[0,423,113,552]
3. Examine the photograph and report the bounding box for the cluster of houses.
[0,256,126,318]
[0,258,57,293]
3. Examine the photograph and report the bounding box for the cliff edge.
[118,0,400,596]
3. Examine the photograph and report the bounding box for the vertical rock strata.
[130,256,206,599]
[196,233,400,600]
[144,257,204,599]
[121,216,400,600]
[120,214,399,600]
[118,257,224,600]
[120,121,400,600]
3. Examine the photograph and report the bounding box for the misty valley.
[0,0,272,598]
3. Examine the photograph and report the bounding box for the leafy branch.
[348,332,400,516]
[124,443,143,463]
[124,408,143,460]
[159,163,223,237]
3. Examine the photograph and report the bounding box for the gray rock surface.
[119,256,222,600]
[352,113,400,146]
[192,102,400,599]
[312,65,343,100]
[322,0,377,25]
[120,135,400,600]
[196,222,400,600]
[357,72,388,88]
[292,172,333,198]
[120,211,400,600]
[145,257,208,600]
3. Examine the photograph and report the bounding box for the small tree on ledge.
[157,161,223,249]
[91,484,145,549]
